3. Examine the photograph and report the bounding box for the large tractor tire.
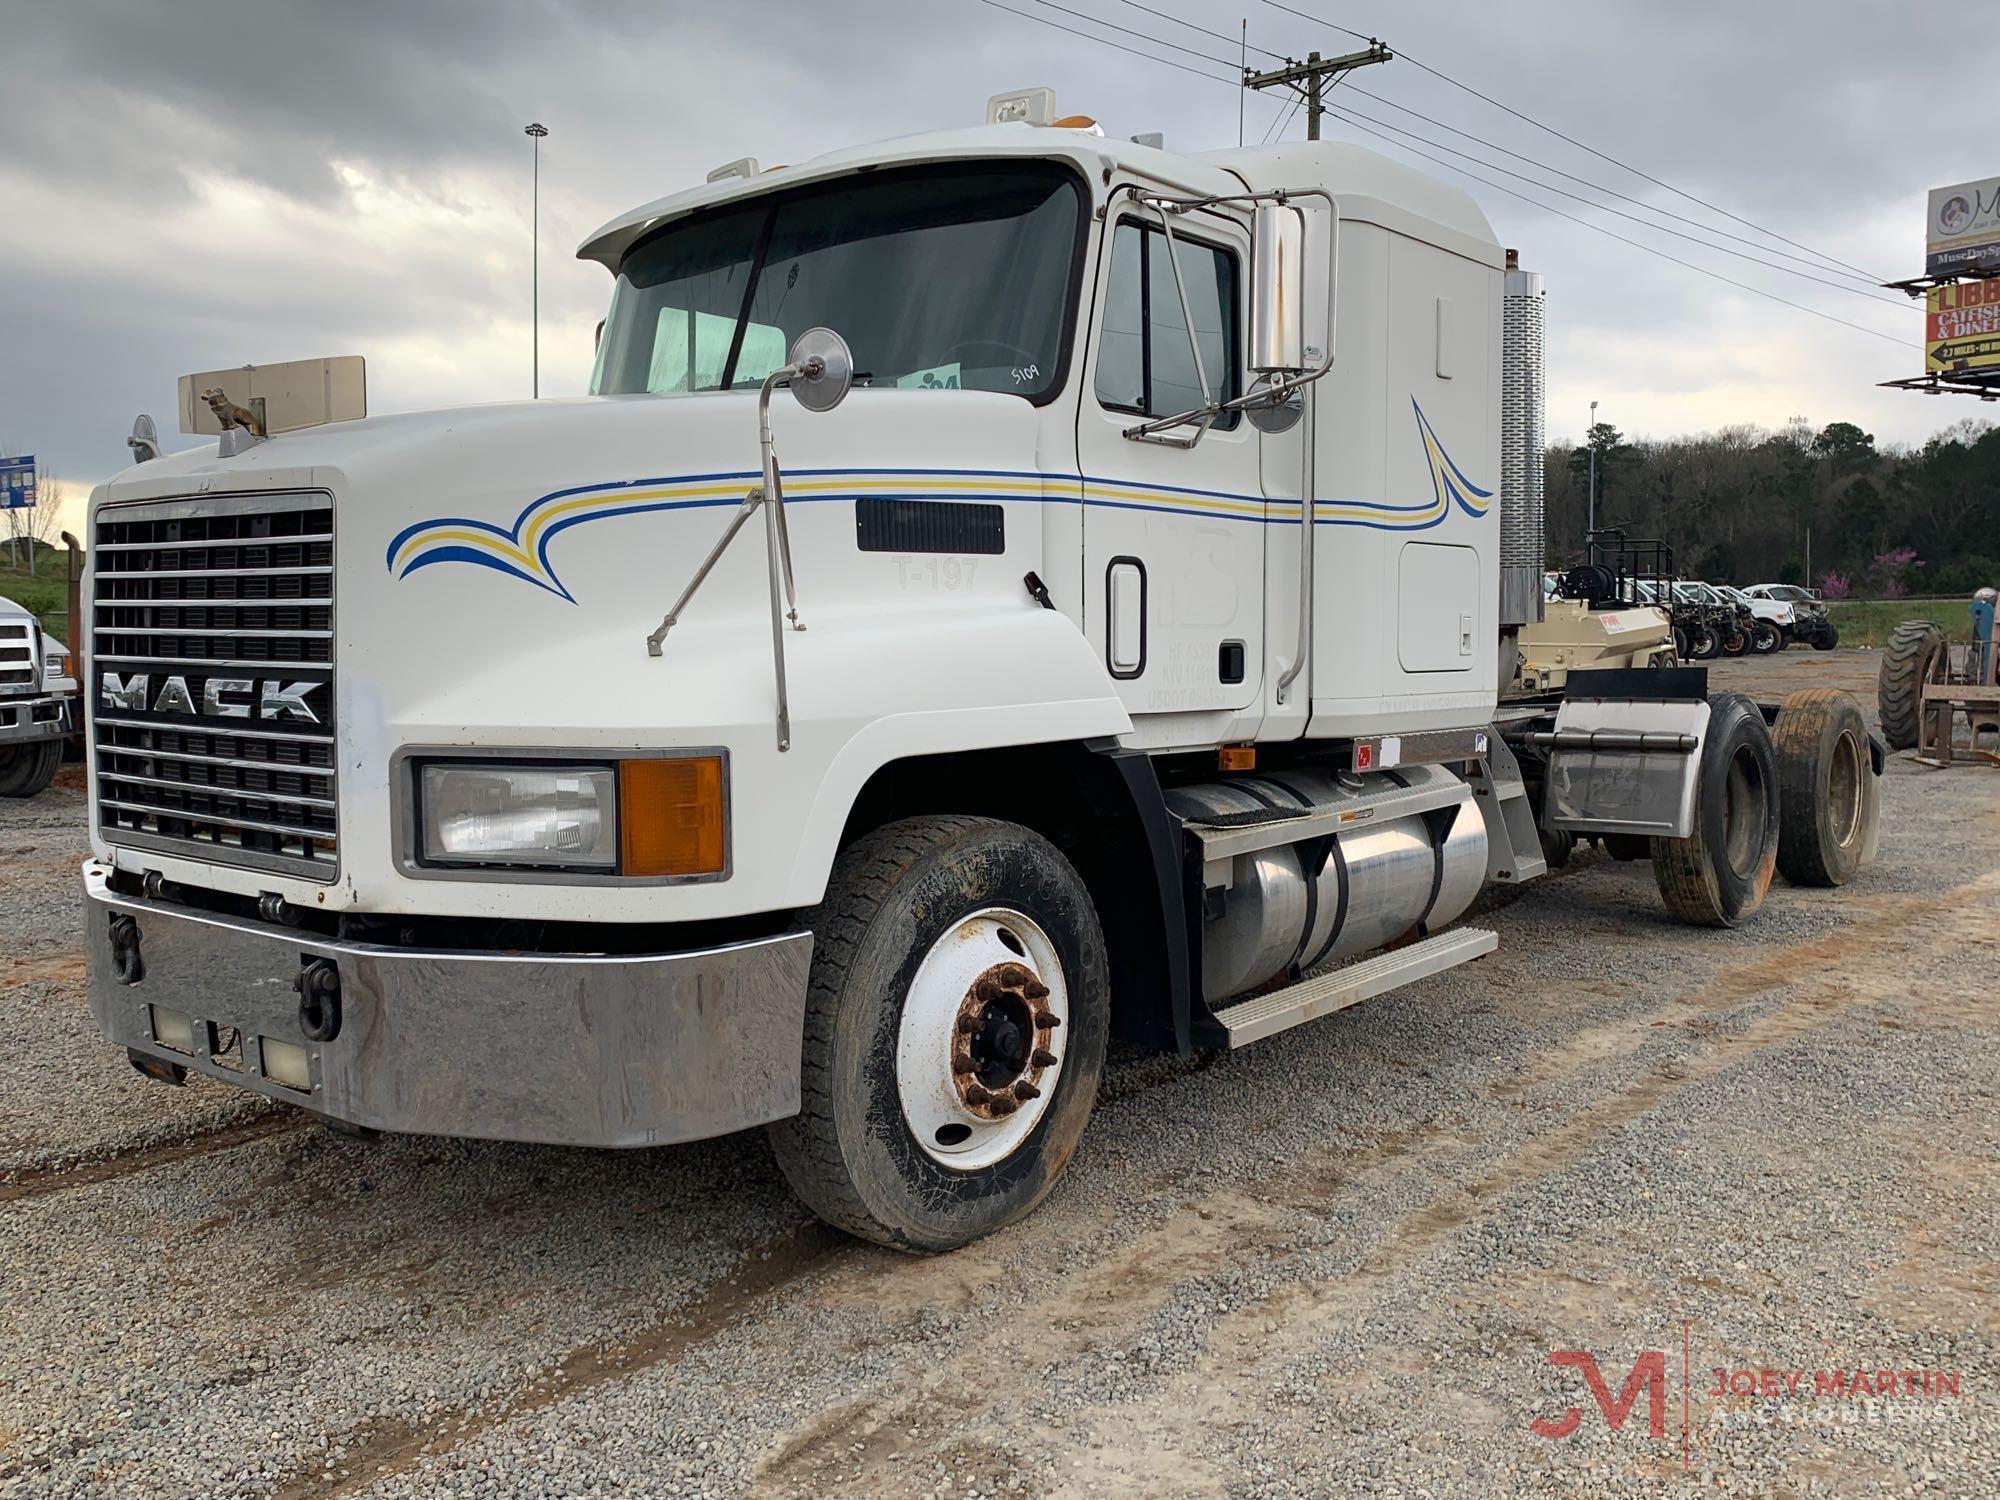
[767,815,1110,1253]
[1749,619,1783,655]
[1651,693,1780,927]
[1876,620,1947,751]
[0,739,62,798]
[1772,689,1879,887]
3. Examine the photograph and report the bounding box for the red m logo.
[1531,1351,1667,1440]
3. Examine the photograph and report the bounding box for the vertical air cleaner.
[1499,249,1547,626]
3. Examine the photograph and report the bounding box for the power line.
[1255,0,1886,282]
[1012,0,1239,72]
[1324,97,1910,308]
[971,0,1907,350]
[1318,102,1908,348]
[1108,0,1286,61]
[972,0,1238,85]
[1341,83,1884,288]
[1262,91,1303,145]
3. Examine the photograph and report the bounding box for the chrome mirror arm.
[642,329,850,753]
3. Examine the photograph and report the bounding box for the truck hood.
[97,388,1063,601]
[86,388,1126,920]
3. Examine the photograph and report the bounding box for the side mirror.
[785,326,854,413]
[1249,202,1308,375]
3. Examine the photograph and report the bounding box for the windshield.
[591,162,1083,401]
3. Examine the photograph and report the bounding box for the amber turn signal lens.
[619,757,726,877]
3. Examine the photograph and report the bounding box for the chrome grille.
[92,492,338,879]
[0,619,33,694]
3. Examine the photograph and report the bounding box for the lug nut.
[964,1083,993,1106]
[987,1094,1020,1116]
[1032,1048,1059,1068]
[952,1053,976,1075]
[956,1014,980,1035]
[1035,1011,1061,1030]
[998,963,1030,987]
[1024,980,1050,1000]
[1013,1081,1041,1102]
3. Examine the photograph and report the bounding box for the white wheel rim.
[895,906,1068,1171]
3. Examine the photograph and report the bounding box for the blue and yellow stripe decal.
[387,400,1491,600]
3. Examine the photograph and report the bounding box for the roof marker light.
[986,87,1057,126]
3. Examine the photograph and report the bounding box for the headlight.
[411,754,728,878]
[420,763,617,869]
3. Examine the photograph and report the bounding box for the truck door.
[1076,201,1266,744]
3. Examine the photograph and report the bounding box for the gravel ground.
[1,650,1993,1498]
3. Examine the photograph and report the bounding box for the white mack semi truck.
[82,91,1882,1251]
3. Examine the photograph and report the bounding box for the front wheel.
[1749,620,1783,655]
[0,739,62,798]
[1813,623,1839,651]
[1687,625,1721,661]
[1719,623,1750,657]
[767,815,1109,1253]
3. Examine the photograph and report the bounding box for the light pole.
[1586,398,1599,540]
[525,122,548,399]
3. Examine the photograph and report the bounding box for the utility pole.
[525,122,548,399]
[1587,399,1599,538]
[1243,41,1391,141]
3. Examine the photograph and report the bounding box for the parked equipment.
[79,97,1885,1251]
[1878,589,2000,765]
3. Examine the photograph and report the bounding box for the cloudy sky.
[3,0,1985,535]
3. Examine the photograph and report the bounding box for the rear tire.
[1772,689,1878,887]
[0,739,62,798]
[1650,693,1779,927]
[767,815,1109,1253]
[1877,620,1947,750]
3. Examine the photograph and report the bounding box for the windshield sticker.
[895,363,963,391]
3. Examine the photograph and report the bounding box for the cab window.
[1095,219,1240,428]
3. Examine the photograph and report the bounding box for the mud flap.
[1536,696,1711,840]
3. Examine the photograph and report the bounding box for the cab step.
[1209,926,1499,1048]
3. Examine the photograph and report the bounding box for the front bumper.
[0,694,70,745]
[82,861,812,1147]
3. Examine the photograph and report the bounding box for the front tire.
[767,815,1109,1253]
[0,739,62,798]
[1749,620,1782,655]
[1687,625,1720,661]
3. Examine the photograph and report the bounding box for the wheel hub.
[896,909,1068,1170]
[953,962,1059,1118]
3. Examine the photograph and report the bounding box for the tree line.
[1544,415,2000,598]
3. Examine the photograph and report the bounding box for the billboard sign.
[1927,280,2000,378]
[0,456,35,509]
[1927,177,2000,276]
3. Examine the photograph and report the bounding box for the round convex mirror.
[1244,376,1304,434]
[787,327,855,414]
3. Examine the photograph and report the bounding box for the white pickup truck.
[81,92,1882,1250]
[0,598,74,797]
